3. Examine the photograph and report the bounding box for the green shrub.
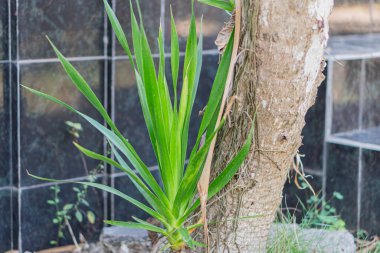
[23,0,252,251]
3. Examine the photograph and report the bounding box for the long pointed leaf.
[104,220,167,235]
[173,119,225,215]
[169,113,181,196]
[27,172,167,225]
[134,70,158,158]
[179,6,199,169]
[197,0,234,11]
[103,0,135,67]
[178,227,195,250]
[190,29,235,159]
[46,39,150,183]
[73,141,172,220]
[180,121,254,223]
[21,85,164,202]
[135,13,173,195]
[73,142,122,169]
[170,6,179,109]
[130,2,144,80]
[132,216,168,234]
[111,145,175,222]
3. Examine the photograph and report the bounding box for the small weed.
[300,191,346,231]
[267,223,310,253]
[356,229,380,253]
[47,121,101,247]
[268,177,346,253]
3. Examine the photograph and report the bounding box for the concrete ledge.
[268,224,356,253]
[77,225,355,253]
[100,227,152,253]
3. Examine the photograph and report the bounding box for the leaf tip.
[102,0,111,9]
[170,4,174,17]
[45,36,61,56]
[45,35,53,46]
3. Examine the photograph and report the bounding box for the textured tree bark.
[207,0,333,252]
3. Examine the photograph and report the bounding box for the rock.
[268,224,356,253]
[100,227,152,253]
[79,224,355,253]
[77,242,104,253]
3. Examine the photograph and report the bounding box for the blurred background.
[0,0,379,251]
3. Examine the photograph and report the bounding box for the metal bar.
[102,1,110,223]
[0,185,18,191]
[6,0,14,250]
[325,52,380,61]
[112,49,220,61]
[304,168,324,177]
[357,148,363,231]
[332,127,380,138]
[17,55,107,65]
[322,59,334,198]
[111,165,160,179]
[15,0,23,249]
[110,0,117,222]
[358,60,365,131]
[326,135,380,152]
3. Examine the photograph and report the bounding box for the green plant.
[271,191,346,253]
[48,121,99,247]
[300,191,346,231]
[374,243,380,253]
[270,206,316,253]
[23,0,253,251]
[287,173,346,231]
[271,167,347,252]
[267,225,310,253]
[356,229,380,253]
[48,182,97,247]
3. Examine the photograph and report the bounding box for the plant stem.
[65,217,81,251]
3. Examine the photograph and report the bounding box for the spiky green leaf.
[198,0,234,11]
[104,220,167,235]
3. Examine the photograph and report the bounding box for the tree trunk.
[207,0,333,252]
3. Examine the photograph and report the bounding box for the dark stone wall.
[0,0,226,251]
[0,0,379,251]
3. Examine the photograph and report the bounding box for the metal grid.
[323,33,380,230]
[0,0,222,251]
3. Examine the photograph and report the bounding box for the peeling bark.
[206,1,333,252]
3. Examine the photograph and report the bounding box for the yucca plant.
[24,0,253,251]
